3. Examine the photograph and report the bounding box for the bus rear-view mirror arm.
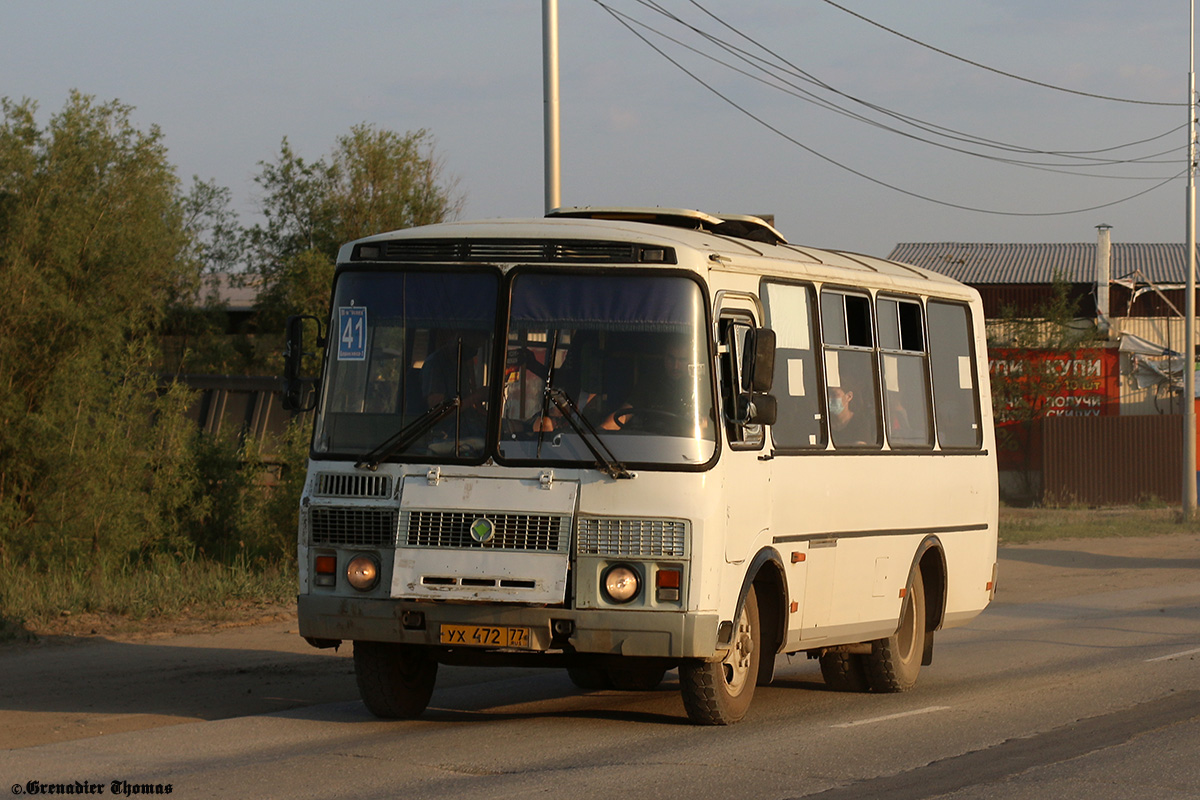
[282,314,325,412]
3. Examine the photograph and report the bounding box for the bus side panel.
[771,451,996,648]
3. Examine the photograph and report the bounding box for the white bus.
[284,208,998,725]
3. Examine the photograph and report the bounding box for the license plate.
[440,624,532,649]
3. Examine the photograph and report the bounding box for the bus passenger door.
[717,311,773,564]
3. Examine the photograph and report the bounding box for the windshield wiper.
[546,387,633,480]
[534,331,630,479]
[355,397,460,471]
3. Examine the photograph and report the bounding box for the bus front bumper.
[297,594,719,660]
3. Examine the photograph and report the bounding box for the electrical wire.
[613,2,1186,177]
[647,0,1183,165]
[816,0,1185,107]
[592,0,1187,217]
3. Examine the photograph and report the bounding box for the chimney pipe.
[1095,224,1112,333]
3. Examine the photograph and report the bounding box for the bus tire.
[864,570,926,692]
[819,651,870,692]
[566,666,612,691]
[608,664,667,691]
[679,586,760,725]
[353,641,438,718]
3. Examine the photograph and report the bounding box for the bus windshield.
[311,268,716,468]
[312,269,499,460]
[499,272,717,467]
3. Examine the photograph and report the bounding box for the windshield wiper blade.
[355,398,460,471]
[546,387,633,480]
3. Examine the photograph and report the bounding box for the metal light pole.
[543,0,562,214]
[1186,0,1197,520]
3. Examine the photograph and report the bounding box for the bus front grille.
[576,517,688,557]
[310,507,399,547]
[314,472,392,498]
[402,510,569,552]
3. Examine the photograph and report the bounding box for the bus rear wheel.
[679,586,760,725]
[818,651,870,692]
[864,571,926,692]
[353,641,438,718]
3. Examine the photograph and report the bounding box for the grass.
[3,506,1195,641]
[0,553,297,643]
[998,505,1200,545]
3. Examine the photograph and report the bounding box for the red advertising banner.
[988,347,1121,470]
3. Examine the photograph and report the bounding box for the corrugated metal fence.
[1042,414,1183,505]
[172,374,310,458]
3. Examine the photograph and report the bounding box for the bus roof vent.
[547,207,788,245]
[380,240,464,261]
[357,239,676,265]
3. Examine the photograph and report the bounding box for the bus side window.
[928,300,983,449]
[762,281,825,449]
[877,297,933,449]
[718,316,764,449]
[820,290,881,449]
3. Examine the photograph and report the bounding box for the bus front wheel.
[679,586,760,725]
[864,571,926,692]
[353,641,438,718]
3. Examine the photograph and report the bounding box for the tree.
[246,125,462,331]
[0,92,199,571]
[161,177,250,374]
[327,125,463,244]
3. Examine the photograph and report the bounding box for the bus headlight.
[346,555,380,591]
[602,564,640,604]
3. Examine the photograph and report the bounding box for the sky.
[0,1,1194,257]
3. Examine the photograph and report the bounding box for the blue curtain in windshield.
[510,274,702,333]
[335,270,496,329]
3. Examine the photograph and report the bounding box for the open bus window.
[499,272,717,467]
[877,296,933,449]
[718,316,764,449]
[821,290,881,449]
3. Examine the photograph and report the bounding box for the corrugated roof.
[887,242,1197,285]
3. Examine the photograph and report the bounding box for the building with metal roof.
[889,236,1199,505]
[887,242,1193,287]
[887,239,1198,324]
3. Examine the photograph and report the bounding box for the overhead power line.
[624,0,1185,175]
[817,0,1184,107]
[592,0,1186,217]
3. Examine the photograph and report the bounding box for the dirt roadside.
[3,532,1198,751]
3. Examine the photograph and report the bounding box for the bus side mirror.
[282,314,324,412]
[747,392,777,426]
[734,391,778,426]
[750,328,776,393]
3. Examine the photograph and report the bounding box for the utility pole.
[543,0,562,214]
[1186,0,1197,520]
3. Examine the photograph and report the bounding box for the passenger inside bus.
[828,384,875,446]
[601,335,705,435]
[421,329,491,441]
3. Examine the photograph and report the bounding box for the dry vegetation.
[998,504,1200,544]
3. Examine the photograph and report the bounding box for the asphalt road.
[2,533,1198,799]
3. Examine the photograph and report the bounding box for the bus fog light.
[346,555,380,591]
[314,555,337,587]
[655,567,682,602]
[602,564,640,604]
